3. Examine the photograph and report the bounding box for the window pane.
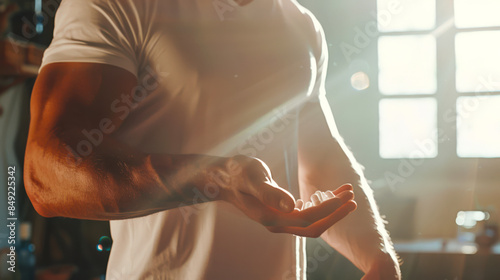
[378,35,437,95]
[455,31,500,93]
[455,0,500,28]
[457,96,500,158]
[379,98,438,158]
[377,0,436,32]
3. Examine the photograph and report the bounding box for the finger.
[247,188,354,228]
[332,184,353,196]
[295,199,304,211]
[311,193,321,206]
[267,200,357,237]
[325,190,335,199]
[301,200,357,237]
[246,181,295,213]
[297,190,354,224]
[320,191,329,201]
[315,191,325,202]
[267,191,354,227]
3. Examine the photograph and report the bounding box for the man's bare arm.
[25,62,355,237]
[24,62,296,219]
[298,97,401,279]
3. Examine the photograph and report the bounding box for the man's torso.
[44,0,324,279]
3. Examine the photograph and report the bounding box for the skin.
[298,96,401,279]
[20,0,400,277]
[25,61,402,278]
[24,62,357,237]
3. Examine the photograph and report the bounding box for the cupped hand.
[212,155,356,238]
[266,184,357,238]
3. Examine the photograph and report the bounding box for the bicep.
[30,62,138,137]
[25,63,164,218]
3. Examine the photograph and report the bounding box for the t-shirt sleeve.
[41,0,138,77]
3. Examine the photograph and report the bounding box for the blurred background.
[1,0,499,279]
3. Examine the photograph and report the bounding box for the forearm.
[24,130,226,220]
[300,164,399,274]
[297,100,400,277]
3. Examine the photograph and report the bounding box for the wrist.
[201,156,232,202]
[150,154,229,204]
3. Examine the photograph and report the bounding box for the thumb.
[253,181,296,213]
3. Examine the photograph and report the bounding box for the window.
[377,0,500,159]
[457,96,500,157]
[378,35,436,95]
[379,98,438,158]
[454,0,500,29]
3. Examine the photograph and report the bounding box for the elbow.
[31,199,57,218]
[24,123,93,218]
[24,152,58,218]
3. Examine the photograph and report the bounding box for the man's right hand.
[210,155,357,238]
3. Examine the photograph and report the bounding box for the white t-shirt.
[41,0,328,279]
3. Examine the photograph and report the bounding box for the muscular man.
[24,0,401,279]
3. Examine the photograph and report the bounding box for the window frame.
[376,0,500,161]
